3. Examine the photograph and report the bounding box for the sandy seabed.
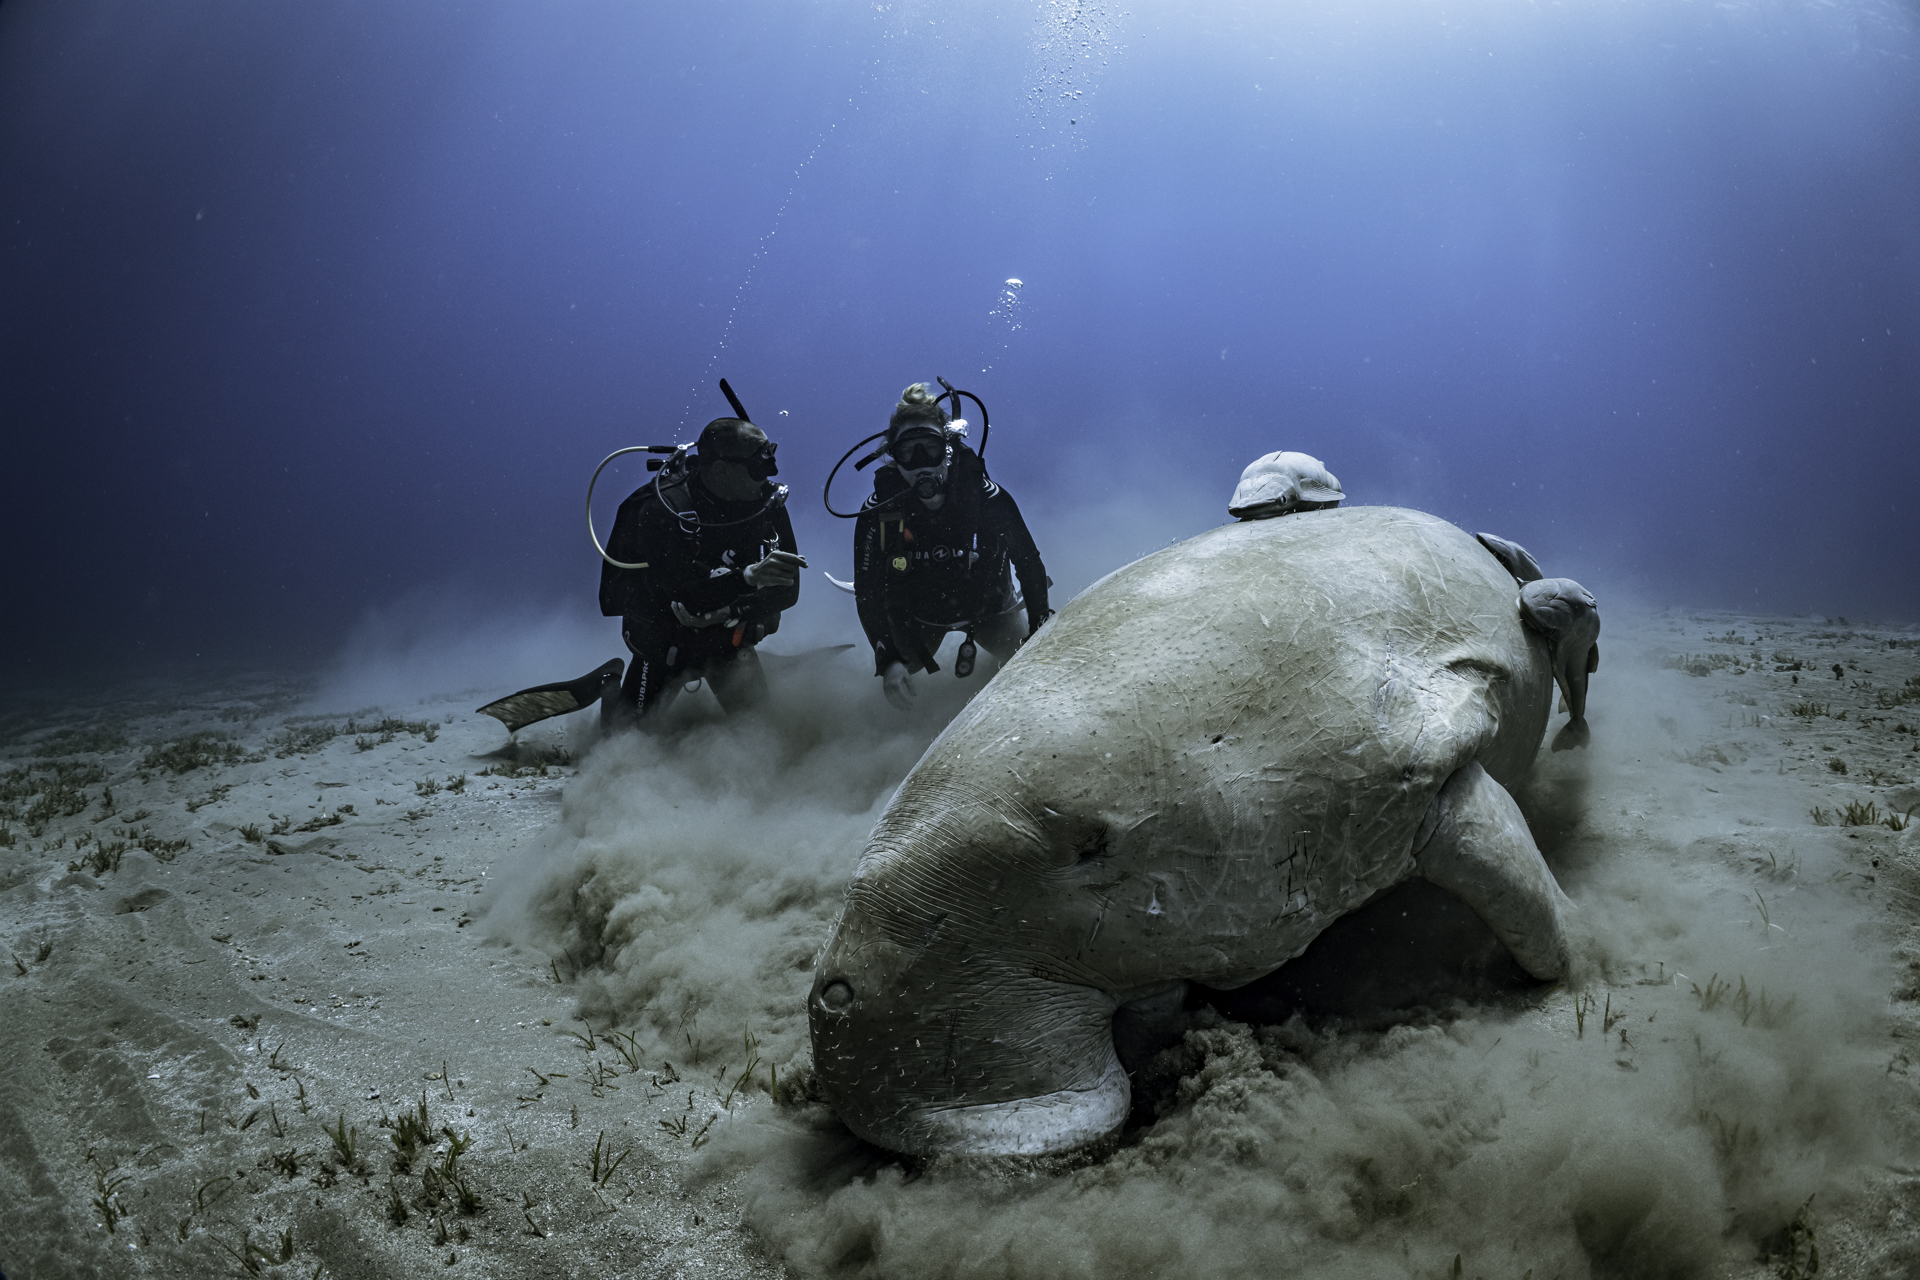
[3,610,1919,1280]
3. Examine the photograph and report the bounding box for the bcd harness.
[874,506,1001,675]
[652,475,784,651]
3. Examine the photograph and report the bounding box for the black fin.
[477,659,625,734]
[755,644,856,676]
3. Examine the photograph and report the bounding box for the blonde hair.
[888,382,950,439]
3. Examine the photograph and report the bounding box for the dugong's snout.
[808,900,1129,1157]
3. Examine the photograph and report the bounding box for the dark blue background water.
[3,1,1916,684]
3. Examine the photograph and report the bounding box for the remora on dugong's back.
[810,506,1594,1158]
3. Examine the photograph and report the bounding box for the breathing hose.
[587,445,684,569]
[935,378,991,457]
[822,431,892,519]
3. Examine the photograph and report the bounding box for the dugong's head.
[807,768,1138,1157]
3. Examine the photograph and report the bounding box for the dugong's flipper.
[1414,762,1573,980]
[1518,577,1600,751]
[1475,532,1544,584]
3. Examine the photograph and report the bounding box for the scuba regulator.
[587,378,791,570]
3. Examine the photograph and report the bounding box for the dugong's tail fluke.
[1519,577,1600,751]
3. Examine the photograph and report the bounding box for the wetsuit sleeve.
[852,508,899,675]
[986,486,1050,632]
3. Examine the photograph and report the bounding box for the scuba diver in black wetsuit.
[597,416,804,729]
[850,383,1051,710]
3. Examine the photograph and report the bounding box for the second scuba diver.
[853,383,1051,710]
[598,416,805,729]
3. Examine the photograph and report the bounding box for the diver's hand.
[882,662,916,711]
[743,549,807,590]
[671,601,735,629]
[1020,609,1054,647]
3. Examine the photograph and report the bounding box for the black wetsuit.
[599,470,799,716]
[852,447,1049,675]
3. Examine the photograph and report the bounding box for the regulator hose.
[822,430,891,519]
[935,377,990,458]
[657,478,791,532]
[587,445,684,569]
[589,442,795,566]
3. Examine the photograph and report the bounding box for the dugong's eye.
[819,980,854,1011]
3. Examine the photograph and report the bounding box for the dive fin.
[823,571,856,595]
[477,659,625,734]
[756,644,856,676]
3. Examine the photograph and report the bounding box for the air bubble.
[1005,278,1023,289]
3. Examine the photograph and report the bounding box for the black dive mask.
[742,441,778,480]
[890,435,948,470]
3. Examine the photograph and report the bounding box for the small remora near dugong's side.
[1518,577,1601,752]
[1475,531,1545,584]
[809,506,1591,1158]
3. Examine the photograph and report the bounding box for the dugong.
[810,507,1585,1157]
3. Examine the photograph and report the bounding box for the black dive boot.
[599,664,639,735]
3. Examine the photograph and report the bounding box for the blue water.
[2,1,1916,681]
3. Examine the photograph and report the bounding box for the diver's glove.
[1022,609,1054,645]
[881,661,916,711]
[742,548,808,590]
[671,601,737,629]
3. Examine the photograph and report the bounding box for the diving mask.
[890,434,949,470]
